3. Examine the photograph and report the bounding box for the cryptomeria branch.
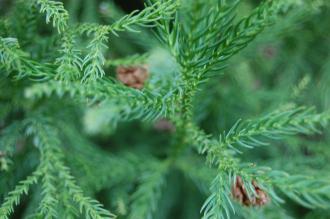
[77,0,178,82]
[1,0,330,219]
[34,0,69,33]
[207,107,330,158]
[0,37,53,79]
[0,170,41,219]
[25,80,178,123]
[187,106,330,218]
[27,119,116,219]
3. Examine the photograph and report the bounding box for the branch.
[209,107,330,157]
[56,30,82,81]
[76,0,178,82]
[25,80,177,123]
[27,119,116,219]
[0,37,54,80]
[0,170,41,219]
[35,0,69,33]
[109,0,178,35]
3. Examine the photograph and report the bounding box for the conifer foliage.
[1,0,330,218]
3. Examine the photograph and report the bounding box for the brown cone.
[232,176,252,206]
[232,176,270,207]
[116,65,148,89]
[252,180,269,206]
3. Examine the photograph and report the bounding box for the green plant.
[1,0,330,218]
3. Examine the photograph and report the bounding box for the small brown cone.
[252,180,269,206]
[232,176,252,206]
[232,176,270,207]
[116,65,148,89]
